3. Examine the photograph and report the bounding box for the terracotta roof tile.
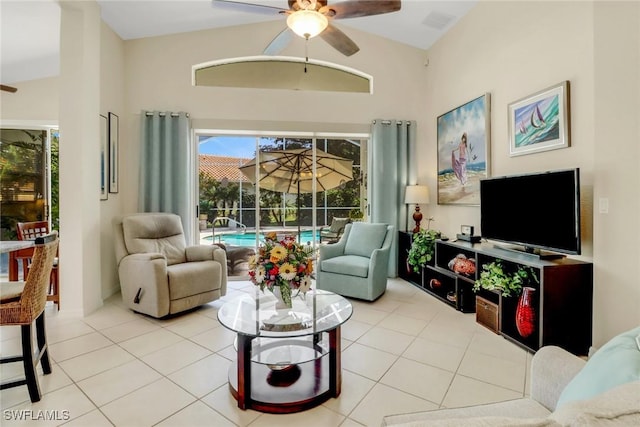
[199,154,252,182]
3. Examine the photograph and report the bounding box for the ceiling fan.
[213,0,401,56]
[1,85,17,93]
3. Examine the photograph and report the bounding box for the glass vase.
[515,287,536,338]
[272,286,292,310]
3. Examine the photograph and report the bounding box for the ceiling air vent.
[422,11,456,31]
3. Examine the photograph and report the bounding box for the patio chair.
[316,222,394,301]
[212,242,255,275]
[319,217,351,243]
[113,213,227,318]
[0,233,58,402]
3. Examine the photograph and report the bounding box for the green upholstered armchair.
[316,222,394,301]
[319,217,351,243]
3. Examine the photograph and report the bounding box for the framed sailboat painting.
[508,81,570,156]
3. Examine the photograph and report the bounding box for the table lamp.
[404,185,430,233]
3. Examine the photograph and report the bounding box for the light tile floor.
[1,278,532,426]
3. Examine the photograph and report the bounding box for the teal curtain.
[370,120,416,277]
[139,111,193,243]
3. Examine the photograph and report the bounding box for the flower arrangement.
[248,232,314,307]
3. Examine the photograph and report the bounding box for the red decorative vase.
[516,287,536,338]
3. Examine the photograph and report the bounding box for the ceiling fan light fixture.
[287,9,328,39]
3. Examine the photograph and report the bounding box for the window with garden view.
[197,135,366,245]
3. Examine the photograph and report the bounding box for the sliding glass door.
[0,127,57,239]
[194,131,367,276]
[0,126,57,277]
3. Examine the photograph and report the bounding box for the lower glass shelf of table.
[218,289,353,413]
[228,336,335,413]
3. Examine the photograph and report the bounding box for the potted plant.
[473,259,538,297]
[474,260,541,339]
[407,229,441,273]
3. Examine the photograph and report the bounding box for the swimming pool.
[202,230,320,247]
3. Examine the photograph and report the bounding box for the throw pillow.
[556,325,640,408]
[551,381,640,425]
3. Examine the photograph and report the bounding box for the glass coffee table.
[217,289,353,413]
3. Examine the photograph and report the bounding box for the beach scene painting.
[437,93,491,205]
[509,81,570,156]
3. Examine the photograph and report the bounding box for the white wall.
[0,77,59,121]
[119,20,430,214]
[592,1,640,345]
[424,0,639,346]
[424,1,595,252]
[1,4,125,312]
[58,0,103,315]
[99,21,126,299]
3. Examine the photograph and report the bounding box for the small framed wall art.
[100,114,108,200]
[437,93,491,206]
[508,80,570,157]
[108,112,119,193]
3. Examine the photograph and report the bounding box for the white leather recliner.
[113,212,227,318]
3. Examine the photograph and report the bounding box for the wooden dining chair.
[0,233,59,402]
[15,221,60,309]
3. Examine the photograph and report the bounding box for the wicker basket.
[476,295,499,334]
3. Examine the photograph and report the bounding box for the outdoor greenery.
[407,229,442,273]
[198,172,294,226]
[0,129,50,239]
[473,259,539,297]
[198,137,363,228]
[199,171,244,222]
[349,208,364,221]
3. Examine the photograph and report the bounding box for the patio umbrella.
[239,148,354,239]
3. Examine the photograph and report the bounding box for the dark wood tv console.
[398,231,593,355]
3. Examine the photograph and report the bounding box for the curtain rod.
[144,112,189,118]
[372,120,412,125]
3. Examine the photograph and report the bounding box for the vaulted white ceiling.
[0,0,476,85]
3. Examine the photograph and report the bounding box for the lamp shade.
[404,185,430,204]
[287,10,328,39]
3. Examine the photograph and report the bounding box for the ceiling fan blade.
[264,28,294,55]
[1,84,17,93]
[321,0,401,19]
[320,24,359,56]
[212,0,287,15]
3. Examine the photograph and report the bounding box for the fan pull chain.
[304,37,309,73]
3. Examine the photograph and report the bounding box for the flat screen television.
[480,168,581,256]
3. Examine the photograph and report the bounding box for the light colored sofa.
[113,213,227,318]
[317,222,394,301]
[382,326,640,427]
